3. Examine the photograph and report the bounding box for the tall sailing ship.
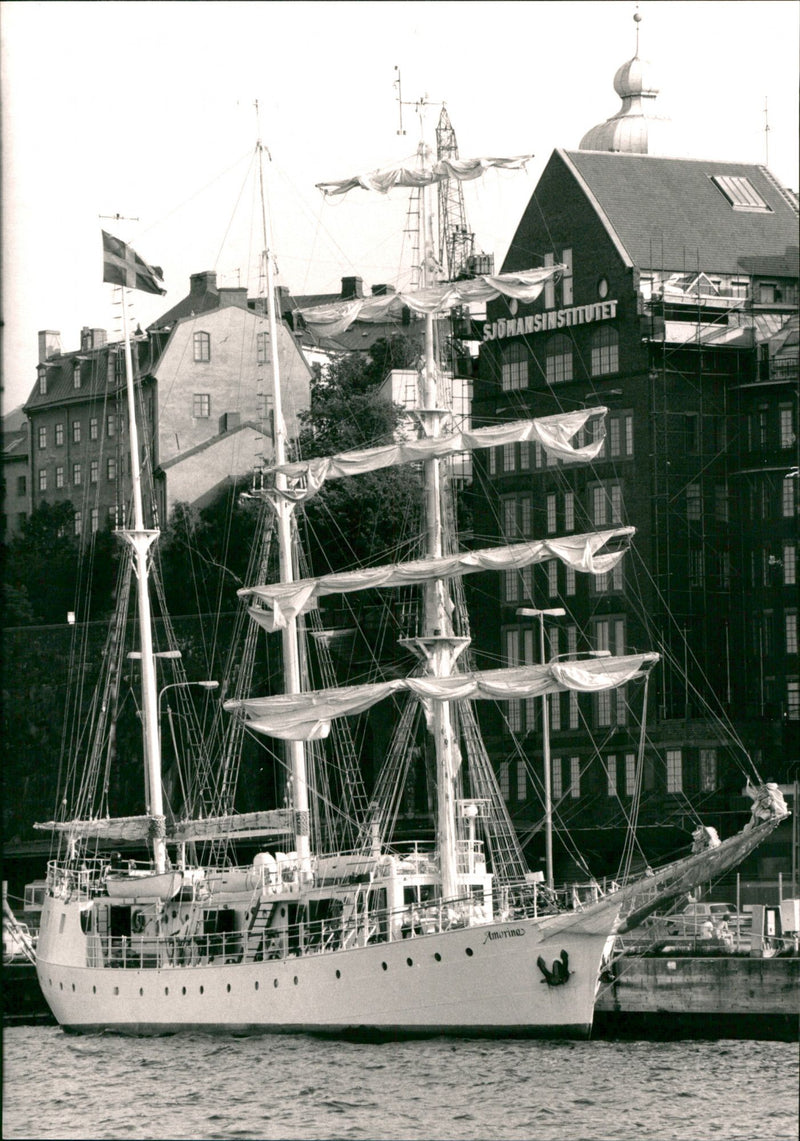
[34,129,788,1037]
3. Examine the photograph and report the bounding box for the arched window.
[545,334,573,383]
[193,331,211,363]
[590,325,619,376]
[501,342,528,391]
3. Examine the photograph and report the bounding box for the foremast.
[257,137,311,878]
[118,292,166,873]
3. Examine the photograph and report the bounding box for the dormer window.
[710,174,772,213]
[37,366,47,395]
[193,331,211,362]
[73,361,82,389]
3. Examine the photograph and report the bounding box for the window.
[193,393,211,418]
[596,691,611,727]
[73,511,82,537]
[564,492,574,532]
[546,493,557,534]
[107,458,117,481]
[569,757,581,799]
[38,469,47,491]
[780,406,795,448]
[785,544,796,585]
[193,331,211,362]
[90,460,98,484]
[560,249,573,305]
[38,426,47,449]
[107,415,116,438]
[689,549,705,586]
[517,760,526,801]
[552,758,562,801]
[758,406,768,447]
[608,412,634,459]
[787,681,800,721]
[90,507,99,533]
[37,367,47,395]
[568,690,579,729]
[488,448,497,476]
[499,761,510,800]
[565,565,576,596]
[550,692,561,732]
[685,413,700,454]
[16,475,26,496]
[55,466,64,489]
[606,755,617,797]
[72,464,81,486]
[590,325,619,376]
[710,174,771,212]
[502,495,532,540]
[666,749,683,793]
[591,482,623,526]
[503,443,515,472]
[547,561,558,599]
[687,483,702,521]
[783,479,796,518]
[715,484,729,522]
[55,423,64,447]
[787,612,798,655]
[624,754,636,797]
[759,283,777,304]
[73,362,81,389]
[504,571,518,603]
[72,420,81,444]
[700,749,717,792]
[545,334,573,384]
[90,417,98,441]
[519,443,530,471]
[501,343,528,391]
[257,331,269,364]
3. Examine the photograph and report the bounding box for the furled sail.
[316,155,534,196]
[225,654,659,741]
[242,527,635,631]
[298,267,565,334]
[266,410,607,502]
[34,809,295,844]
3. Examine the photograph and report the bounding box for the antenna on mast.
[394,66,406,135]
[99,213,140,223]
[763,96,770,166]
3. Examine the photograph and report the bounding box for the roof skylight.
[710,174,772,213]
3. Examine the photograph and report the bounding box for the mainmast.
[256,133,312,878]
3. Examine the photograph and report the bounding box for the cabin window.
[193,331,211,362]
[590,325,618,376]
[545,334,573,384]
[501,342,528,391]
[193,393,211,418]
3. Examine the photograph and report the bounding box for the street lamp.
[517,607,566,890]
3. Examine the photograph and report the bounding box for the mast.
[414,117,467,902]
[256,132,312,877]
[119,292,166,872]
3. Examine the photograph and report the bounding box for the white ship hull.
[36,895,612,1038]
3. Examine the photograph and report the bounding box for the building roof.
[22,335,167,414]
[559,150,799,277]
[2,429,28,459]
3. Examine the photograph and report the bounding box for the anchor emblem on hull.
[537,949,570,986]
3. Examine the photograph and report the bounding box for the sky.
[2,0,798,414]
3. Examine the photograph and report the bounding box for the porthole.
[335,970,341,980]
[598,277,609,299]
[381,962,388,971]
[465,948,474,957]
[406,958,413,967]
[434,952,442,962]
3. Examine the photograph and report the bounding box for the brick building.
[470,43,798,881]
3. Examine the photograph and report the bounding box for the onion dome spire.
[579,8,672,154]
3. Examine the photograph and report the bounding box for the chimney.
[341,276,364,300]
[217,287,248,310]
[81,327,107,351]
[38,330,61,362]
[275,285,292,317]
[91,328,107,348]
[371,284,396,296]
[190,271,218,295]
